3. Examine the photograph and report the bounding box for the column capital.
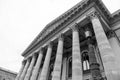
[22,60,26,65]
[27,57,31,62]
[70,23,79,31]
[87,11,100,20]
[48,41,53,47]
[38,47,44,54]
[32,53,37,59]
[24,57,31,62]
[106,30,116,39]
[58,33,64,41]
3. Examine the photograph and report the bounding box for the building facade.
[16,0,120,80]
[0,67,17,80]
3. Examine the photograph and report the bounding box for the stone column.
[90,12,120,80]
[19,58,30,80]
[30,49,43,80]
[108,31,120,72]
[61,58,67,80]
[24,55,36,80]
[72,25,83,80]
[15,61,25,80]
[52,34,64,80]
[39,42,52,80]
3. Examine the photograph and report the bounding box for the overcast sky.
[0,0,120,73]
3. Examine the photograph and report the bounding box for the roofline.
[0,67,17,75]
[112,9,120,17]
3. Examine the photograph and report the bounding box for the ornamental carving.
[107,30,116,39]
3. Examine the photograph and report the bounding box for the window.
[82,51,90,71]
[83,60,89,70]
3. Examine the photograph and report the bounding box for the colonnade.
[15,12,120,80]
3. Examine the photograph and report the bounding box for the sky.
[0,0,120,73]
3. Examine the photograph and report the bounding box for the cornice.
[110,9,120,24]
[22,0,112,56]
[112,9,120,16]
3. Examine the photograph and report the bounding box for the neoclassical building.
[0,67,17,80]
[15,0,120,80]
